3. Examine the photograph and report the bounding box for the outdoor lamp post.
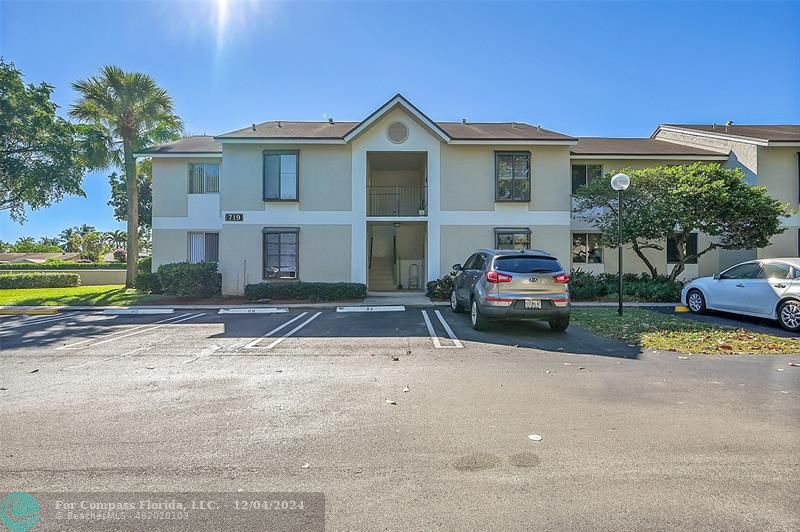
[610,173,630,316]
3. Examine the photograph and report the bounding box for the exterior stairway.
[369,257,396,291]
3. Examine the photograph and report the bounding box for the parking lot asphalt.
[1,307,799,531]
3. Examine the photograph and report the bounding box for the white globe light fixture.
[610,173,630,191]
[610,173,630,316]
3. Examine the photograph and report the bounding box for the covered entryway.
[367,222,426,291]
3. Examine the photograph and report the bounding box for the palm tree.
[105,229,127,249]
[70,66,182,287]
[78,224,96,236]
[39,237,62,248]
[59,227,78,251]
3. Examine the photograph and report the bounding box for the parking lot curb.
[0,300,450,313]
[0,308,59,315]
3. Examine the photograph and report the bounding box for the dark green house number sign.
[225,213,244,222]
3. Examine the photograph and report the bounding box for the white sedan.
[681,258,800,331]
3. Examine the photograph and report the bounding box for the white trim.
[653,125,770,146]
[570,154,728,161]
[768,141,800,147]
[438,209,570,226]
[449,139,577,146]
[343,95,451,143]
[221,209,355,226]
[214,138,346,145]
[134,153,222,158]
[336,306,405,312]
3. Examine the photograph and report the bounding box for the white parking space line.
[421,310,463,349]
[219,308,288,314]
[262,312,322,350]
[103,308,175,315]
[336,306,405,313]
[58,312,204,350]
[0,314,72,331]
[434,310,463,348]
[244,313,309,349]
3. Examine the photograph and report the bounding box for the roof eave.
[653,125,770,146]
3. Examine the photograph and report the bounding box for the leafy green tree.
[573,163,792,281]
[104,229,127,249]
[70,66,182,286]
[0,60,93,221]
[38,236,62,249]
[78,224,96,235]
[68,231,109,262]
[9,236,62,253]
[108,159,152,230]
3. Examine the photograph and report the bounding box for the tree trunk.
[631,241,659,278]
[123,138,138,288]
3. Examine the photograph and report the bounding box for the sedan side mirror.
[452,264,463,271]
[713,273,720,280]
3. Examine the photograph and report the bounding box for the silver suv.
[450,249,571,331]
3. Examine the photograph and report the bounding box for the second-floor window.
[264,151,299,201]
[189,163,220,193]
[571,164,602,194]
[495,152,531,202]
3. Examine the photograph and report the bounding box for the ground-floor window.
[187,232,219,263]
[263,228,299,279]
[572,233,603,264]
[667,233,698,264]
[494,228,531,250]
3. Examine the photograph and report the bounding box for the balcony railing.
[367,185,427,217]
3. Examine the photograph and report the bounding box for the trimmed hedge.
[157,262,221,298]
[570,269,683,303]
[425,273,455,300]
[0,262,127,270]
[0,272,81,289]
[245,282,367,302]
[134,272,162,294]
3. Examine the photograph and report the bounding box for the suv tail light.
[486,271,512,283]
[552,273,570,284]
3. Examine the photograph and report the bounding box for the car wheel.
[470,299,488,331]
[778,300,800,332]
[687,289,706,314]
[549,315,570,332]
[450,290,464,313]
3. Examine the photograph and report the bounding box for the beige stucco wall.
[440,144,571,212]
[654,129,757,183]
[218,224,352,295]
[152,158,221,218]
[152,229,188,269]
[759,229,798,259]
[221,144,352,212]
[439,225,571,276]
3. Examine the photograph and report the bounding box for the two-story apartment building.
[138,95,800,295]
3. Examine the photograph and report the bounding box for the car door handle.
[736,283,745,287]
[774,283,787,289]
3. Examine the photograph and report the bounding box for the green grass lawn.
[572,307,800,355]
[0,285,165,306]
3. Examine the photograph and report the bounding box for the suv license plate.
[524,299,542,310]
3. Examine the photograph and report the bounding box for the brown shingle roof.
[572,138,728,157]
[662,124,800,143]
[136,135,221,155]
[216,120,575,141]
[438,122,575,141]
[217,121,358,140]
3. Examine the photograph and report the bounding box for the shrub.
[245,282,367,302]
[134,272,162,294]
[113,248,127,262]
[569,269,682,303]
[156,262,221,298]
[138,256,152,273]
[0,262,126,270]
[425,272,456,300]
[0,272,81,289]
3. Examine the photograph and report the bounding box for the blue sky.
[1,0,798,242]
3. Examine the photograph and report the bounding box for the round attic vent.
[387,121,409,144]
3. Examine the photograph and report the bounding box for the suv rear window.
[493,256,562,274]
